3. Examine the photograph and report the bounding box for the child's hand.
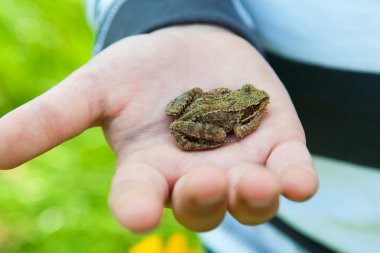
[0,25,318,232]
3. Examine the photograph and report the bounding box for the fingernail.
[197,195,224,206]
[248,199,272,208]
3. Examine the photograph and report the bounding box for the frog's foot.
[234,109,266,138]
[170,121,227,142]
[171,131,223,150]
[165,87,204,116]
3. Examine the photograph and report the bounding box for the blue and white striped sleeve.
[85,0,117,31]
[84,0,258,54]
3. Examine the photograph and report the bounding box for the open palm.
[0,25,318,232]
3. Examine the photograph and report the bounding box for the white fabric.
[201,156,380,253]
[200,214,308,253]
[238,0,380,73]
[280,156,380,253]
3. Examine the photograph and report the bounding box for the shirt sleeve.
[91,0,259,54]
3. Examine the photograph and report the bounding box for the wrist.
[151,24,234,36]
[150,24,257,54]
[95,0,258,54]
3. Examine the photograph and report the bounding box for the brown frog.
[165,84,269,150]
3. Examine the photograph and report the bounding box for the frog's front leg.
[170,121,227,150]
[233,110,266,138]
[165,88,203,116]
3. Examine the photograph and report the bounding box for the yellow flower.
[129,233,204,253]
[166,233,190,253]
[129,235,164,253]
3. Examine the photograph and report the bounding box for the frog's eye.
[242,84,254,92]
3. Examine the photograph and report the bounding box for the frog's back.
[178,98,207,121]
[179,84,269,116]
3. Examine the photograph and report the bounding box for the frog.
[165,84,270,150]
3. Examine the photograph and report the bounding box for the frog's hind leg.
[165,87,203,116]
[170,121,227,143]
[170,121,227,150]
[171,131,222,150]
[233,110,266,138]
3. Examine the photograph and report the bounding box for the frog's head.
[224,83,270,124]
[235,84,269,122]
[230,84,269,108]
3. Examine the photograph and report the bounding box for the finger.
[172,166,228,232]
[266,140,319,202]
[0,67,103,169]
[228,164,280,225]
[109,162,169,233]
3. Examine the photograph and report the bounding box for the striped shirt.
[84,1,380,252]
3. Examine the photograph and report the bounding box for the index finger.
[0,67,103,169]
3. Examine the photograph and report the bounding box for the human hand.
[0,25,318,232]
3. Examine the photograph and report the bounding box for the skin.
[0,25,318,233]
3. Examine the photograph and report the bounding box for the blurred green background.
[0,1,200,252]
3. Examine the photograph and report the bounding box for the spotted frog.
[165,84,269,150]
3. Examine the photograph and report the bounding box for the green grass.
[0,1,200,252]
